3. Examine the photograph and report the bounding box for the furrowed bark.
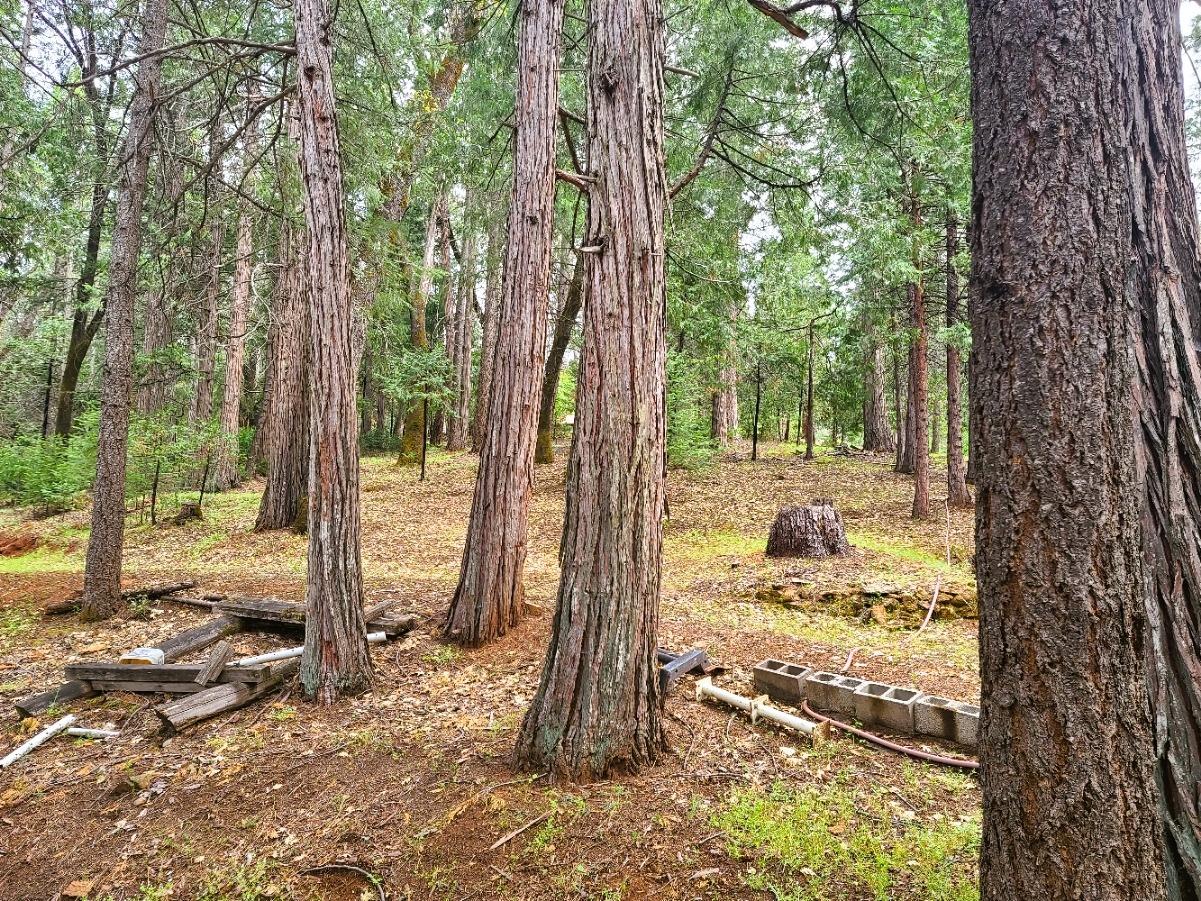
[81,0,170,620]
[968,0,1168,894]
[294,0,372,702]
[515,0,668,778]
[446,0,566,644]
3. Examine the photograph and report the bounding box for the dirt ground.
[0,443,982,901]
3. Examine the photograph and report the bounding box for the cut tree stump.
[766,499,851,558]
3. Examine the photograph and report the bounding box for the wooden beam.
[64,662,269,684]
[155,659,298,732]
[158,615,242,661]
[194,640,234,685]
[13,680,94,718]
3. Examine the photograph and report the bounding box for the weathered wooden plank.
[194,640,234,685]
[212,595,416,636]
[43,580,198,616]
[158,615,243,662]
[64,662,268,684]
[155,659,298,732]
[13,680,95,718]
[89,680,204,694]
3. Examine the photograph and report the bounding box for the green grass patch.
[714,780,980,901]
[0,544,81,574]
[849,532,969,576]
[666,529,765,563]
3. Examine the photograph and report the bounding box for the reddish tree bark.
[515,0,667,777]
[445,203,474,452]
[445,0,565,644]
[255,220,311,531]
[294,0,372,702]
[81,0,169,620]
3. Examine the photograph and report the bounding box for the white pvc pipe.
[695,676,823,738]
[1,714,77,768]
[65,727,119,740]
[235,631,387,667]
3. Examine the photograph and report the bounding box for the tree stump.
[766,499,850,558]
[173,501,203,525]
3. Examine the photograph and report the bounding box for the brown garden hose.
[800,700,980,772]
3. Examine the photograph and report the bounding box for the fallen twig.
[489,811,552,852]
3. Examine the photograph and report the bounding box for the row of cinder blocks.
[752,658,979,747]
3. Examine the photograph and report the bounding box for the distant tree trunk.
[398,198,442,465]
[803,325,815,459]
[515,0,667,779]
[54,40,113,440]
[255,221,311,531]
[909,280,930,518]
[862,314,895,453]
[136,289,171,415]
[945,209,970,508]
[192,212,222,424]
[895,351,916,473]
[445,0,565,645]
[969,0,1169,894]
[80,0,169,620]
[295,0,372,701]
[445,205,474,452]
[471,209,505,452]
[535,251,583,465]
[752,361,762,461]
[712,299,740,446]
[213,91,259,490]
[929,394,940,453]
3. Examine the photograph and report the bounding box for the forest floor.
[0,442,981,901]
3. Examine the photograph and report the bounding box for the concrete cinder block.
[953,702,980,747]
[753,659,812,705]
[805,671,863,714]
[853,681,919,733]
[913,694,957,741]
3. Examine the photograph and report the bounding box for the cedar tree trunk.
[445,0,565,644]
[294,0,372,701]
[515,0,668,777]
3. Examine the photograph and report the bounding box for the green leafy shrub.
[667,352,715,470]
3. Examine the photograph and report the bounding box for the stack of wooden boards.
[14,590,416,733]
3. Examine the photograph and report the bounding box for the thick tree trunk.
[295,0,372,702]
[398,199,441,465]
[445,0,565,645]
[862,315,895,453]
[968,0,1168,895]
[255,222,311,531]
[944,210,970,508]
[1122,0,1201,892]
[515,0,667,777]
[471,210,505,452]
[535,251,583,465]
[136,290,171,416]
[81,0,169,621]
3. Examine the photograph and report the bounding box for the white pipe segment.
[1,714,77,768]
[235,631,387,667]
[696,676,824,738]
